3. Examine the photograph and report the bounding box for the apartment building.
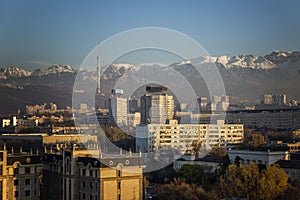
[136,120,244,154]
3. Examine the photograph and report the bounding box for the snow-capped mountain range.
[0,50,299,114]
[0,65,75,79]
[1,51,299,79]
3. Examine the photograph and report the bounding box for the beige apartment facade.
[136,120,244,154]
[0,146,42,200]
[42,148,144,200]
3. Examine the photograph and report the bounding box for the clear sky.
[0,0,299,69]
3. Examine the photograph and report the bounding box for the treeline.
[148,148,300,200]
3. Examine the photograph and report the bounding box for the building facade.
[136,120,244,154]
[0,146,42,200]
[109,89,128,127]
[42,148,144,200]
[140,93,174,125]
[227,149,289,165]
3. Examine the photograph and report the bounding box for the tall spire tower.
[97,42,101,95]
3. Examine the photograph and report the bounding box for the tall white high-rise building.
[109,89,128,127]
[140,86,174,124]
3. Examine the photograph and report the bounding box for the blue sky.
[0,0,299,69]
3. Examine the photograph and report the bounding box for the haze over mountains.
[0,51,299,114]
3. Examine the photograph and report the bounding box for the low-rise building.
[173,154,224,172]
[227,149,289,165]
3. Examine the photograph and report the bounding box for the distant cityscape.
[0,80,300,199]
[1,45,300,199]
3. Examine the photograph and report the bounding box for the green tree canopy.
[177,164,205,185]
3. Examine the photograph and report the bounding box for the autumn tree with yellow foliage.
[218,162,288,200]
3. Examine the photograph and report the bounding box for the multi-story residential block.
[262,94,287,105]
[263,94,274,105]
[136,120,244,155]
[0,145,42,200]
[210,96,230,111]
[127,112,141,127]
[140,86,174,124]
[226,110,300,129]
[42,147,145,200]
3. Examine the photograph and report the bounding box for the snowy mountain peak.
[107,63,140,73]
[31,65,74,76]
[0,67,32,79]
[176,60,191,66]
[110,63,136,70]
[264,51,294,64]
[196,54,277,70]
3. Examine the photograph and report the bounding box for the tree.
[154,179,195,200]
[278,181,300,200]
[258,164,289,200]
[209,146,227,157]
[190,141,202,156]
[249,133,265,149]
[218,162,289,200]
[218,163,246,198]
[154,179,218,200]
[177,164,205,185]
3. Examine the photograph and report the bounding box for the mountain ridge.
[1,51,299,78]
[0,50,299,114]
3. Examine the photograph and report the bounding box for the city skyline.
[1,1,300,199]
[0,0,299,69]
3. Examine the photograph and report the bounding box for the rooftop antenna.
[97,41,101,95]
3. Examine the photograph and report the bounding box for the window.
[14,168,19,175]
[117,181,121,189]
[82,169,86,176]
[14,191,18,197]
[82,193,86,199]
[117,170,121,177]
[90,181,93,189]
[25,190,30,196]
[0,181,2,199]
[25,179,30,185]
[0,165,2,175]
[25,167,30,174]
[14,179,19,186]
[82,181,85,188]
